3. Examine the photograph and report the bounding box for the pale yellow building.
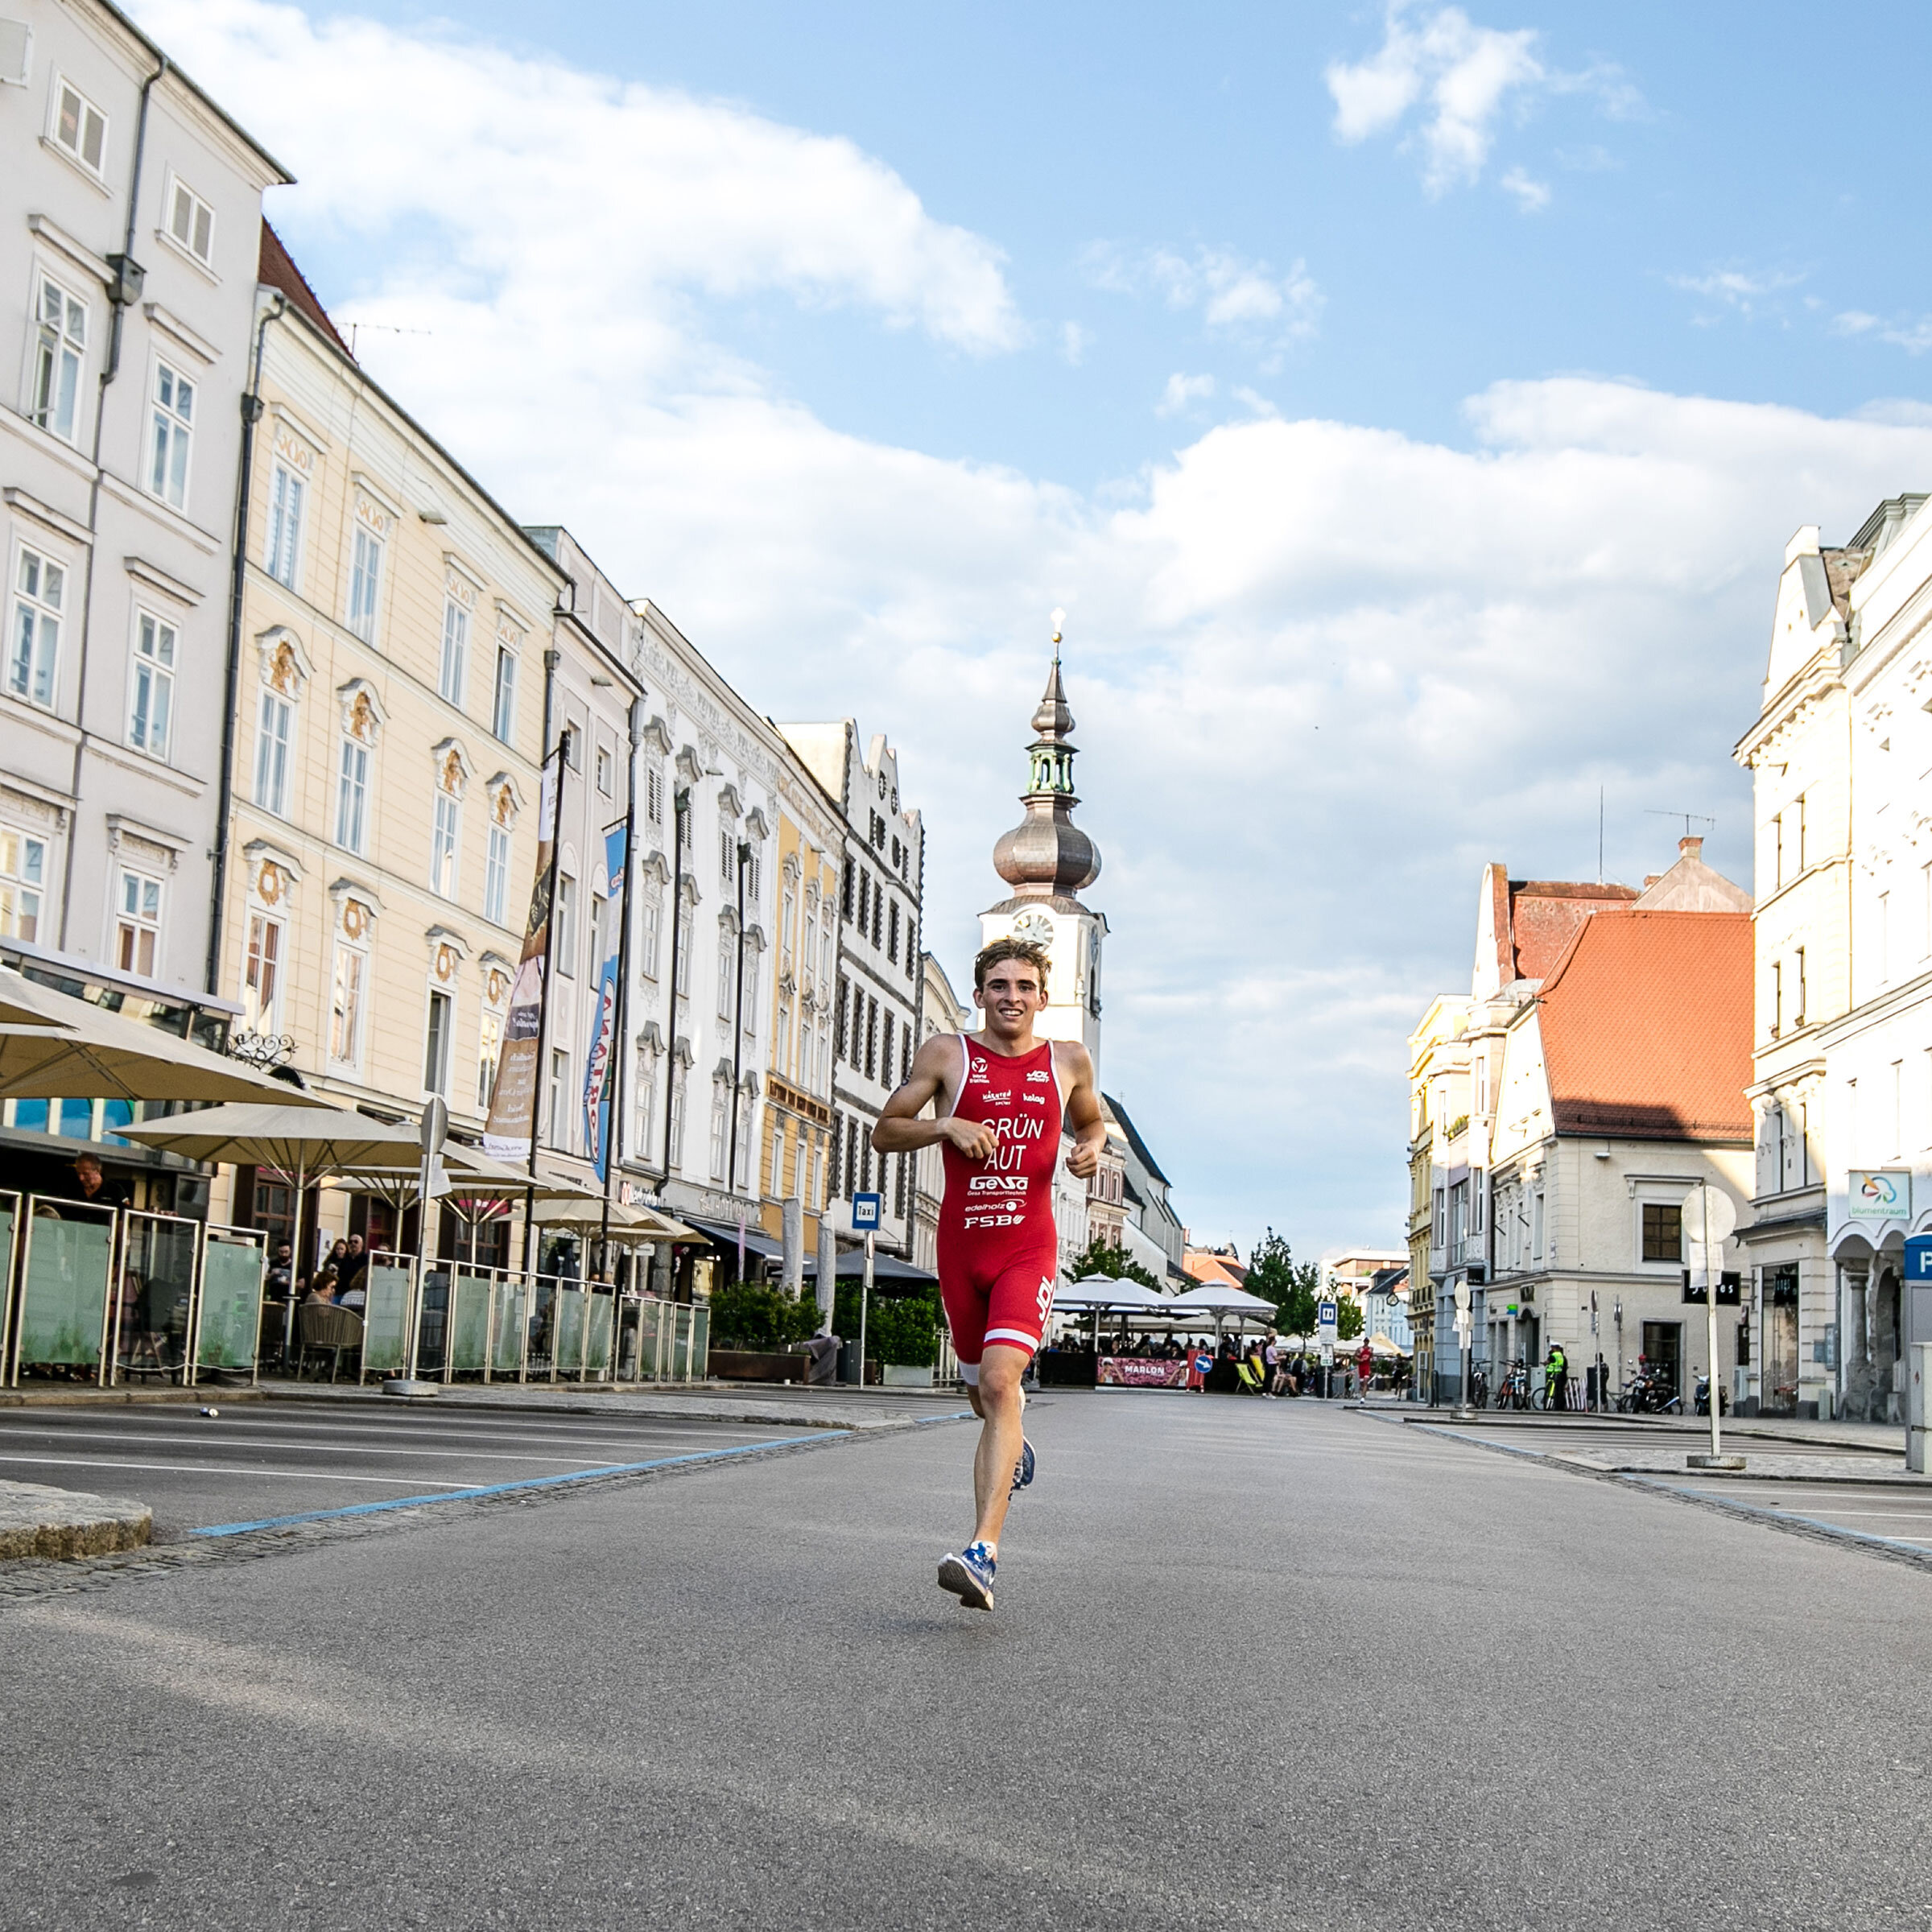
[213,232,638,1264]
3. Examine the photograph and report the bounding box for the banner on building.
[1848,1170,1911,1221]
[482,758,561,1162]
[580,822,628,1180]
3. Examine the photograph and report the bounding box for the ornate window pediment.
[744,807,770,841]
[254,625,312,697]
[337,678,386,745]
[328,876,382,939]
[431,738,473,797]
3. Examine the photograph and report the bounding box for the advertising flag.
[580,821,627,1180]
[482,757,560,1161]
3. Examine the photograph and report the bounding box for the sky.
[131,0,1932,1262]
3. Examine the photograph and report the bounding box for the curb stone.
[0,1480,152,1560]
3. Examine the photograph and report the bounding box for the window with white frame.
[51,77,107,175]
[329,943,367,1067]
[734,1091,753,1187]
[115,868,163,977]
[29,274,87,444]
[147,361,195,510]
[438,597,468,707]
[254,690,291,816]
[668,1063,687,1168]
[646,766,663,826]
[782,886,795,970]
[431,794,460,898]
[423,989,453,1097]
[547,1046,571,1150]
[166,175,216,267]
[485,824,510,926]
[477,1007,503,1112]
[777,997,792,1078]
[0,828,47,941]
[348,526,382,642]
[675,898,690,996]
[709,1080,728,1180]
[265,463,303,588]
[491,644,516,741]
[9,546,64,708]
[716,944,732,1020]
[554,873,576,976]
[720,828,735,885]
[336,736,369,852]
[635,1046,660,1162]
[596,745,612,796]
[243,912,283,1032]
[127,610,175,758]
[640,893,661,980]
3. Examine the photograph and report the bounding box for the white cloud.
[1059,320,1092,365]
[123,0,1932,1254]
[1499,167,1550,212]
[1833,310,1932,354]
[133,0,1022,356]
[1670,266,1807,322]
[1085,244,1323,347]
[1327,3,1545,192]
[1157,373,1217,417]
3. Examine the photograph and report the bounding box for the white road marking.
[0,1426,715,1467]
[0,1453,473,1488]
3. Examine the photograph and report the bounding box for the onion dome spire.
[991,612,1102,902]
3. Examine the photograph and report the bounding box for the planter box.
[708,1349,806,1382]
[881,1364,934,1389]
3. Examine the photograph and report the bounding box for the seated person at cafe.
[336,1234,369,1298]
[56,1151,131,1216]
[303,1265,339,1306]
[265,1244,295,1298]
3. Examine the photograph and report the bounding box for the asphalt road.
[2,1393,1928,1930]
[0,1402,818,1537]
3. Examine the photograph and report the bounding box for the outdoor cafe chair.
[296,1303,365,1384]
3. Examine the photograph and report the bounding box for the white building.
[2,0,285,1022]
[779,717,924,1260]
[911,950,969,1274]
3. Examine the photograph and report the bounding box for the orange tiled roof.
[259,221,353,360]
[1183,1253,1247,1288]
[1536,909,1752,1142]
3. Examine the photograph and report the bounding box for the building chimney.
[1679,836,1703,861]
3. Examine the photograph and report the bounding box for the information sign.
[852,1192,882,1232]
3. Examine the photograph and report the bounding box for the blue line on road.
[189,1430,848,1537]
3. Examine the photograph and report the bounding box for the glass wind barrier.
[194,1228,266,1381]
[360,1254,415,1379]
[10,1199,115,1382]
[113,1211,197,1384]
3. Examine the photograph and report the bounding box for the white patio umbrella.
[0,968,333,1108]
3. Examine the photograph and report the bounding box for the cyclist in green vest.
[1545,1341,1569,1411]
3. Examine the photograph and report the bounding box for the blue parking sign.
[1905,1235,1932,1282]
[852,1192,882,1232]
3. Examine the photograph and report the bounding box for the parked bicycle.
[1493,1358,1532,1410]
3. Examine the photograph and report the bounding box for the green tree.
[708,1282,819,1351]
[1244,1228,1322,1336]
[1068,1233,1160,1290]
[1335,1294,1364,1341]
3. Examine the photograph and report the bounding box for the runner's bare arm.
[872,1035,997,1159]
[1058,1042,1108,1179]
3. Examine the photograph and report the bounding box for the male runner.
[873,938,1106,1610]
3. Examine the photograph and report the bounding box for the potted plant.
[870,1291,940,1389]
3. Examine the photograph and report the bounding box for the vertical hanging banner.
[483,757,561,1160]
[581,821,627,1179]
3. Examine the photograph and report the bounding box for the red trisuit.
[934,1033,1063,1385]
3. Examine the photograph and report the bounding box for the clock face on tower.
[1012,908,1054,947]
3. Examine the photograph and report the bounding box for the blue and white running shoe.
[937,1540,997,1611]
[1009,1437,1035,1498]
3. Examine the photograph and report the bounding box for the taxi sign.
[852,1192,882,1232]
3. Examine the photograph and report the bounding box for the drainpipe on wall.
[204,291,287,997]
[57,54,164,954]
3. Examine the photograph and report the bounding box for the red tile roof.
[1536,910,1753,1142]
[1506,880,1641,982]
[258,220,353,360]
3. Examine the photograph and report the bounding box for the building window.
[8,545,64,708]
[485,824,510,926]
[29,275,87,444]
[716,944,733,1020]
[423,989,452,1096]
[254,691,291,816]
[778,998,792,1079]
[1794,947,1806,1026]
[147,361,195,510]
[547,1047,570,1149]
[115,869,163,977]
[477,1009,502,1112]
[709,1081,728,1181]
[167,175,216,266]
[348,528,383,642]
[329,944,367,1066]
[596,745,613,796]
[836,977,849,1059]
[439,598,469,707]
[674,900,690,996]
[635,1050,660,1163]
[491,646,517,741]
[720,828,735,885]
[335,737,369,852]
[52,77,108,174]
[127,611,175,758]
[640,894,661,980]
[554,874,577,977]
[1641,1202,1682,1265]
[1770,960,1781,1040]
[888,901,899,964]
[865,997,878,1080]
[265,463,303,588]
[589,893,607,979]
[243,914,282,1031]
[431,795,460,898]
[668,1064,687,1169]
[646,766,663,826]
[905,919,916,977]
[0,828,47,941]
[880,1013,894,1089]
[858,872,869,937]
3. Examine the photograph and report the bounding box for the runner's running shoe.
[1009,1437,1035,1498]
[937,1540,996,1611]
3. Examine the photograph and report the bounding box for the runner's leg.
[970,1343,1030,1550]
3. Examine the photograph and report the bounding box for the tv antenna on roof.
[1645,810,1715,840]
[347,321,434,355]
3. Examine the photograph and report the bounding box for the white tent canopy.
[1168,1282,1278,1316]
[1055,1277,1174,1311]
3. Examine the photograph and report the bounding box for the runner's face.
[976,961,1045,1038]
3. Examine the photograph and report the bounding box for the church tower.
[980,618,1108,1070]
